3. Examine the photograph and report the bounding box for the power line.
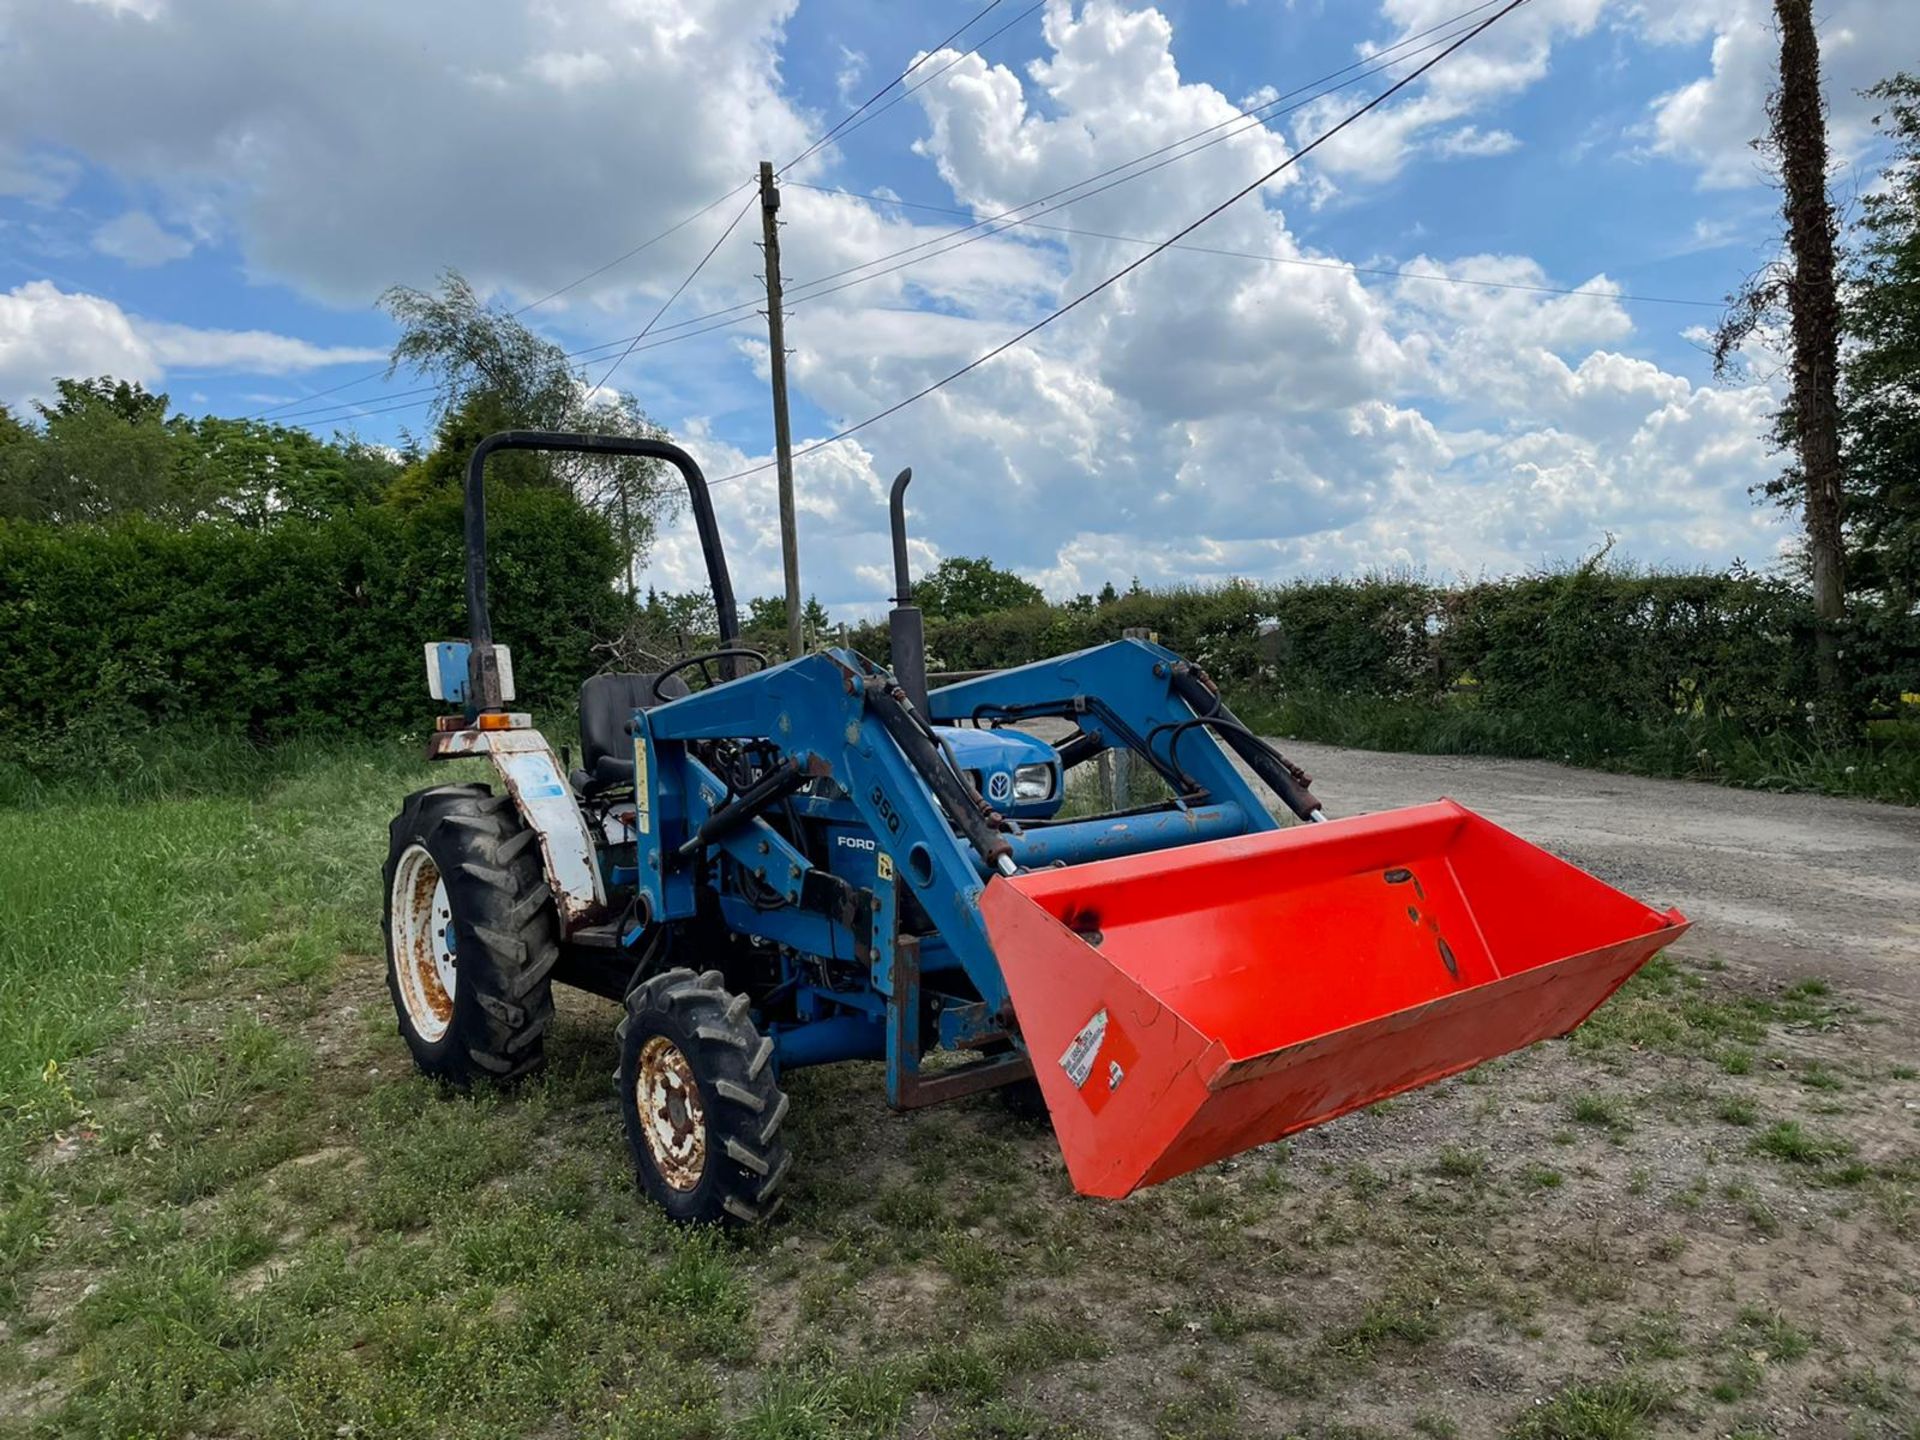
[265,0,1511,433]
[501,1,1509,377]
[266,316,773,430]
[705,0,1534,488]
[254,1,1032,424]
[805,1,1047,161]
[264,310,770,429]
[779,0,1008,174]
[747,4,1502,325]
[785,181,1722,309]
[509,181,757,318]
[763,1,1505,305]
[586,187,760,401]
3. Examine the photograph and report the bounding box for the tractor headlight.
[1013,763,1056,801]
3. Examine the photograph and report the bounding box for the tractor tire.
[617,967,791,1225]
[382,784,559,1086]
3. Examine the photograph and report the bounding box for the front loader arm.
[633,650,1011,1009]
[928,637,1310,824]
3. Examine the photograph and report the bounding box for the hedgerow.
[0,486,623,742]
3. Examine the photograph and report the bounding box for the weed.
[1434,1145,1487,1180]
[738,1360,915,1440]
[1750,1121,1854,1167]
[1797,1062,1847,1092]
[1570,1095,1632,1135]
[1709,1353,1762,1403]
[1522,1163,1565,1190]
[1156,1368,1239,1440]
[1324,1293,1443,1359]
[1249,1341,1322,1398]
[1506,1374,1674,1439]
[1715,1096,1760,1126]
[1737,1306,1814,1360]
[1601,1309,1686,1363]
[1648,1233,1688,1262]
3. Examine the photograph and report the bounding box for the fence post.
[1110,626,1154,807]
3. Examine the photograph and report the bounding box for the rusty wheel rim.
[392,845,456,1042]
[635,1035,707,1190]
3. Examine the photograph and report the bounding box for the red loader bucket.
[982,800,1688,1198]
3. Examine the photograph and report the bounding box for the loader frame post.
[462,429,741,711]
[884,933,1033,1109]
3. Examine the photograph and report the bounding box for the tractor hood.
[936,725,1064,820]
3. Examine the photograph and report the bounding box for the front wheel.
[382,785,559,1085]
[617,967,791,1224]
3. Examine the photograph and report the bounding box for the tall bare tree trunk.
[1772,0,1849,717]
[618,480,634,604]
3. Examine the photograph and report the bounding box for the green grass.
[4,732,1915,1440]
[1569,1094,1633,1135]
[1506,1375,1674,1440]
[1568,955,1849,1065]
[1715,1096,1761,1127]
[1750,1120,1855,1167]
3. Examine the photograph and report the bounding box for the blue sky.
[1,0,1912,612]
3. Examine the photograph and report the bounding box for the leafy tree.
[0,378,178,523]
[170,416,399,526]
[1842,73,1920,607]
[381,269,679,586]
[1097,581,1119,606]
[746,593,833,646]
[382,270,579,438]
[912,556,1044,619]
[0,378,403,527]
[570,390,681,600]
[643,587,720,649]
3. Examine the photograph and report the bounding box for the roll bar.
[464,429,739,712]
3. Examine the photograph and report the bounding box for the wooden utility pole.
[1772,0,1848,712]
[759,160,804,660]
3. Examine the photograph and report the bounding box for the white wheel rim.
[636,1035,707,1190]
[392,844,456,1042]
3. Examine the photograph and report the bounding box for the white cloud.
[1292,0,1606,184]
[1634,0,1919,189]
[0,0,1808,611]
[73,0,166,19]
[1433,125,1520,158]
[0,281,385,410]
[0,0,816,305]
[633,0,1794,617]
[90,210,195,266]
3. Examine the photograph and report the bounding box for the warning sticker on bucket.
[1059,1008,1108,1089]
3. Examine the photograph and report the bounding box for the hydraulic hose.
[1167,665,1325,823]
[866,683,1017,875]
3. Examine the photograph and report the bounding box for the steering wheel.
[652,647,770,701]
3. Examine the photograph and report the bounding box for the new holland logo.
[986,770,1013,803]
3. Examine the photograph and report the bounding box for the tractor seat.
[574,671,689,792]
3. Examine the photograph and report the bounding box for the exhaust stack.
[887,467,929,714]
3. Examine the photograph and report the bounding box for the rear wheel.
[382,785,559,1085]
[618,967,791,1224]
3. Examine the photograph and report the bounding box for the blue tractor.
[383,432,1689,1223]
